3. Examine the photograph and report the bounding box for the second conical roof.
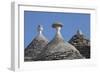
[37,23,84,60]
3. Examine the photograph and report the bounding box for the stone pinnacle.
[52,22,63,39]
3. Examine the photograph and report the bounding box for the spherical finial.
[52,22,63,28]
[37,25,43,32]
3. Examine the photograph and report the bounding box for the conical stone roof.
[69,29,90,58]
[69,29,90,46]
[24,25,48,61]
[37,22,84,60]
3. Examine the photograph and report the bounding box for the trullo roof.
[37,22,84,60]
[69,29,90,58]
[24,25,48,61]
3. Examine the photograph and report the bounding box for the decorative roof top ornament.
[77,29,83,35]
[37,25,43,35]
[52,22,63,40]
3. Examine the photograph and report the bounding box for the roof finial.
[52,22,63,39]
[37,25,43,35]
[77,29,83,35]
